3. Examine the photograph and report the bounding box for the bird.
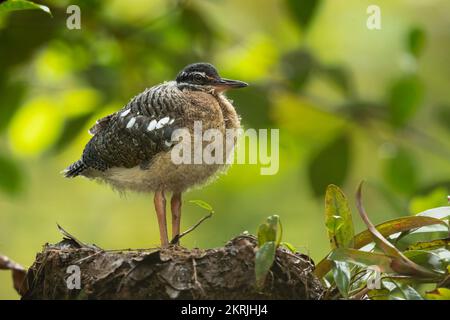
[63,62,248,247]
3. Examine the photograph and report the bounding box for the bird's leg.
[154,190,169,247]
[171,192,182,244]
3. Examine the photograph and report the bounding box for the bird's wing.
[88,114,113,136]
[81,84,187,171]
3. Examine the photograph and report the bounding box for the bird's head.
[176,62,248,92]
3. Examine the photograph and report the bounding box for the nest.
[22,234,324,300]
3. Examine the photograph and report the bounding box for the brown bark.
[22,235,324,300]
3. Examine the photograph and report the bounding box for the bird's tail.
[62,160,86,178]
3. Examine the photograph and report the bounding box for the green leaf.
[285,0,322,30]
[188,200,214,212]
[257,215,282,247]
[0,0,51,16]
[396,283,424,300]
[425,288,450,300]
[383,147,418,195]
[332,261,351,298]
[329,248,394,272]
[280,242,296,253]
[320,65,353,98]
[407,238,450,251]
[280,49,316,90]
[403,249,448,274]
[388,75,424,128]
[325,184,354,249]
[407,27,426,58]
[0,153,24,196]
[255,241,276,289]
[368,288,391,300]
[308,133,351,197]
[325,215,344,235]
[315,215,448,278]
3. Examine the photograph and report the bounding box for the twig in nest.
[57,224,88,248]
[56,224,100,250]
[170,212,213,245]
[192,257,205,297]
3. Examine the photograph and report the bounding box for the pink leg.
[171,192,182,244]
[154,190,169,247]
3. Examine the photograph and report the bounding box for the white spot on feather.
[156,117,170,129]
[126,117,136,129]
[121,109,130,117]
[147,119,157,131]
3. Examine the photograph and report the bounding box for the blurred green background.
[1,0,449,299]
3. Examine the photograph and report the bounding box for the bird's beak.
[213,78,248,91]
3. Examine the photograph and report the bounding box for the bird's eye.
[193,74,204,83]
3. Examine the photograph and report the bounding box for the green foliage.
[257,215,282,247]
[325,184,354,248]
[426,288,450,300]
[331,260,351,298]
[0,0,447,210]
[0,0,51,16]
[0,153,24,196]
[317,184,449,300]
[255,241,277,290]
[410,187,448,214]
[383,147,418,195]
[388,75,424,128]
[280,241,296,253]
[0,0,448,300]
[319,65,353,98]
[329,248,394,272]
[308,133,351,197]
[407,27,426,58]
[188,200,214,212]
[280,49,316,90]
[255,215,286,289]
[285,0,322,30]
[256,184,448,300]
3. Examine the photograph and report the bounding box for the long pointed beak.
[214,78,248,90]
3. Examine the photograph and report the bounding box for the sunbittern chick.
[64,63,247,246]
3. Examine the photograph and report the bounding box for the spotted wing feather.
[74,83,187,174]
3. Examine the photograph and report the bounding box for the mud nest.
[23,234,324,300]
